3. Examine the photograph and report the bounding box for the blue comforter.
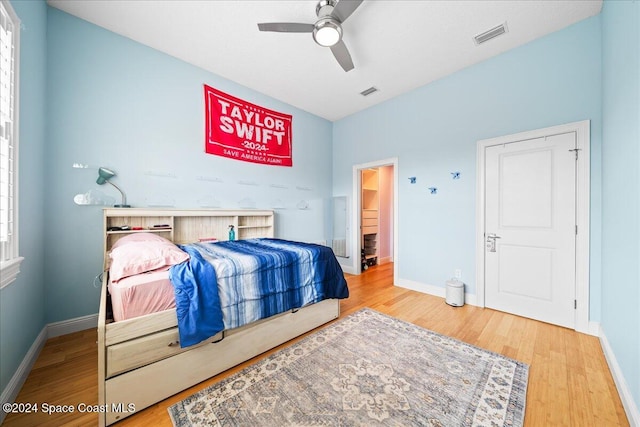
[169,239,349,347]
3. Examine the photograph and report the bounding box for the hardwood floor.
[3,262,629,426]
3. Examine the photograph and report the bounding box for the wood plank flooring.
[3,263,629,426]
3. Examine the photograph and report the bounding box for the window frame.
[0,0,23,289]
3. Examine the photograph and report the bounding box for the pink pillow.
[109,240,189,282]
[111,232,171,250]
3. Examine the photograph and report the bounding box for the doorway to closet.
[352,158,397,281]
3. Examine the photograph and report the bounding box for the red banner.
[204,85,293,167]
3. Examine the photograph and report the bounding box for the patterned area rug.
[168,308,529,426]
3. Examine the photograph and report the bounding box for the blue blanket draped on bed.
[169,238,349,348]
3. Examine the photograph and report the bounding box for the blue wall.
[0,0,47,394]
[333,16,603,317]
[44,8,333,323]
[601,0,640,411]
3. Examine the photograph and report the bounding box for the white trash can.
[445,279,465,307]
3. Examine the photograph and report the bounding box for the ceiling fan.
[257,0,363,72]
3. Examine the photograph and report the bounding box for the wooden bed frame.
[97,208,341,426]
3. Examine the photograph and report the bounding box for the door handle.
[486,233,501,252]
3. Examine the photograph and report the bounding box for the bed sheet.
[108,268,176,322]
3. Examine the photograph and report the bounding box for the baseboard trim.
[339,263,357,275]
[47,313,98,338]
[0,313,99,422]
[587,321,600,337]
[599,327,640,426]
[0,326,47,423]
[395,278,478,307]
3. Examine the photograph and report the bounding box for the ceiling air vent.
[360,86,378,97]
[474,22,508,45]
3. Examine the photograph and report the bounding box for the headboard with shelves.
[103,208,275,269]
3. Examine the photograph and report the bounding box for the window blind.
[0,2,16,261]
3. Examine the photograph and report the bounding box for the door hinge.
[574,299,577,309]
[575,225,578,235]
[569,148,581,160]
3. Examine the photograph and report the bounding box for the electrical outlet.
[454,269,462,279]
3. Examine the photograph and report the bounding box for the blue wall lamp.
[97,167,131,208]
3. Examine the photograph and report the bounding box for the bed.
[97,208,348,426]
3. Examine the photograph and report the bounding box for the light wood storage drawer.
[362,210,378,219]
[106,327,223,377]
[362,225,378,235]
[362,218,378,227]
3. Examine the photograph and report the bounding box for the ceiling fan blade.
[257,22,314,33]
[330,40,354,72]
[331,0,363,23]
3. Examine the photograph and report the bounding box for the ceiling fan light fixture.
[256,0,362,72]
[313,18,342,47]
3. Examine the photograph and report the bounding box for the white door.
[485,132,577,328]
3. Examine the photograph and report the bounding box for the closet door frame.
[350,157,398,281]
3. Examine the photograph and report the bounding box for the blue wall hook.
[408,177,416,184]
[451,172,460,180]
[428,187,438,194]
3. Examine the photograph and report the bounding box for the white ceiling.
[47,0,602,122]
